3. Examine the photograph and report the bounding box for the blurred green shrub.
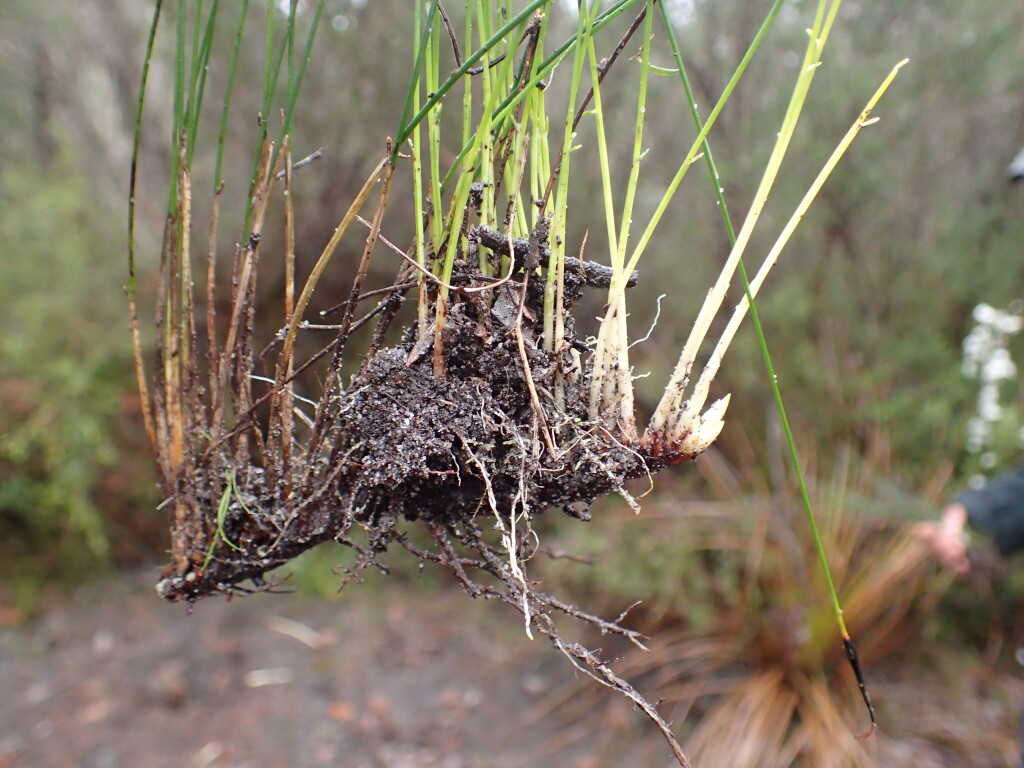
[0,153,153,584]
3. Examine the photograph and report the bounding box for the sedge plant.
[129,1,905,763]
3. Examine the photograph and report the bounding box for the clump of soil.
[345,305,644,527]
[156,225,652,605]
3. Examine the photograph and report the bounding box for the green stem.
[442,0,642,191]
[396,1,439,154]
[267,0,327,174]
[129,0,164,290]
[426,15,443,257]
[213,0,250,190]
[658,0,873,730]
[544,0,595,352]
[241,0,326,230]
[660,0,847,635]
[615,1,653,271]
[461,2,475,151]
[411,0,428,331]
[622,0,784,278]
[186,0,221,165]
[394,0,550,155]
[169,0,187,211]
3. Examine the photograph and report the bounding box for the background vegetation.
[2,0,1024,762]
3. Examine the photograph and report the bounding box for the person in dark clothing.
[918,467,1024,767]
[918,467,1024,572]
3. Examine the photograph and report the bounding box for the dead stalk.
[277,154,390,375]
[276,137,296,494]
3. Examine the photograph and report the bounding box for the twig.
[470,225,639,288]
[537,548,594,565]
[437,2,462,68]
[356,215,521,296]
[319,281,418,316]
[275,147,323,178]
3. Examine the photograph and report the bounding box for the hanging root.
[544,625,692,768]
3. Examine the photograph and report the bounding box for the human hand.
[915,503,970,575]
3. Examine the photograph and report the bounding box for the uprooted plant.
[128,1,904,763]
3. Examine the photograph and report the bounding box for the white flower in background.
[962,301,1023,477]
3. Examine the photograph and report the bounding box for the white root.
[461,436,534,639]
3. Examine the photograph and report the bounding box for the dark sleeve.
[958,466,1024,555]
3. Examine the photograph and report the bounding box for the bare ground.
[4,565,1024,768]
[0,568,666,768]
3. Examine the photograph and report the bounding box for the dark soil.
[339,310,649,535]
